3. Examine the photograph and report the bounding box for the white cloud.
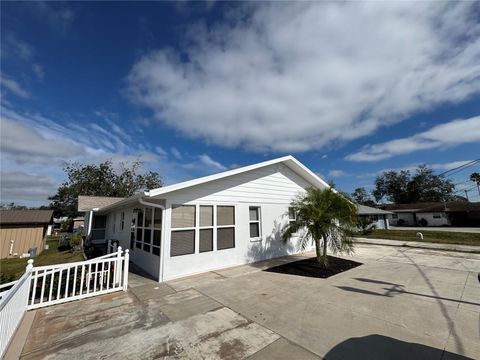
[1,106,234,205]
[182,154,227,172]
[32,64,45,81]
[0,171,58,204]
[346,116,480,161]
[1,75,30,98]
[328,170,347,178]
[170,147,183,160]
[1,33,34,60]
[127,2,480,153]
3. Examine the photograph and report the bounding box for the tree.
[471,172,480,197]
[0,202,28,210]
[373,165,455,204]
[351,187,376,206]
[49,160,162,218]
[282,187,357,268]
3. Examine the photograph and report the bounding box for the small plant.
[70,233,83,251]
[58,235,72,252]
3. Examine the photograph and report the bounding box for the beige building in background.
[0,210,54,259]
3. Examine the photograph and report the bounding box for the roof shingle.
[0,210,54,225]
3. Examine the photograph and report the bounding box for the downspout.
[138,196,166,282]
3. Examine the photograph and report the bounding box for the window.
[217,206,235,250]
[91,215,106,240]
[112,212,116,233]
[199,206,213,253]
[288,207,296,225]
[170,204,236,256]
[120,212,125,231]
[171,230,195,256]
[133,207,162,256]
[249,207,261,239]
[130,215,136,250]
[172,205,196,228]
[433,213,441,219]
[170,205,196,256]
[391,214,398,219]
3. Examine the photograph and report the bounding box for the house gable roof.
[78,196,126,212]
[357,204,392,215]
[0,210,54,225]
[94,156,330,213]
[147,155,329,198]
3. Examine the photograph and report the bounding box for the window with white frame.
[249,206,261,240]
[288,207,297,236]
[112,212,117,233]
[120,211,125,231]
[433,213,441,219]
[133,207,161,256]
[199,205,214,253]
[391,214,398,219]
[217,206,235,250]
[171,205,196,256]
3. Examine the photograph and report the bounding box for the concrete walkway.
[354,237,480,253]
[18,245,480,359]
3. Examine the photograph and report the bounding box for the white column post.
[113,242,117,254]
[123,249,129,291]
[115,246,122,285]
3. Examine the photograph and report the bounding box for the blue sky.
[1,1,479,206]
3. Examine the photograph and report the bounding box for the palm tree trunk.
[315,234,328,268]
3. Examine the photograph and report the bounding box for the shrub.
[357,217,376,235]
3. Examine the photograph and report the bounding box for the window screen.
[217,206,235,226]
[154,209,162,228]
[250,223,260,238]
[199,229,213,252]
[172,205,196,228]
[171,230,195,256]
[199,206,213,227]
[217,227,235,250]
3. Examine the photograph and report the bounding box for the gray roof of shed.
[0,210,54,225]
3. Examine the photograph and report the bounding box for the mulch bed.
[265,256,362,278]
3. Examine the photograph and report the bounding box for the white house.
[356,205,391,229]
[78,156,330,282]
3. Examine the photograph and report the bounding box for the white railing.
[27,247,129,310]
[0,260,34,358]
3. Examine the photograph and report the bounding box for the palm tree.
[470,172,480,197]
[283,187,358,268]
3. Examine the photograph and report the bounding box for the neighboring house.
[357,205,392,229]
[78,156,329,282]
[72,216,85,232]
[0,210,54,259]
[383,201,480,227]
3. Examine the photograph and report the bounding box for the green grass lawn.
[0,238,84,284]
[356,229,480,246]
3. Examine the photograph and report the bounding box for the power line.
[437,159,480,177]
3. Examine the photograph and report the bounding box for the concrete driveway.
[19,245,480,359]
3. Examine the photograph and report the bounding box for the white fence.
[0,248,129,357]
[0,260,34,359]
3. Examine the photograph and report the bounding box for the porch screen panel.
[172,205,196,228]
[217,227,235,250]
[171,230,195,256]
[199,229,213,252]
[217,206,235,226]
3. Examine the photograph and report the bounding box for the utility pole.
[464,189,470,201]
